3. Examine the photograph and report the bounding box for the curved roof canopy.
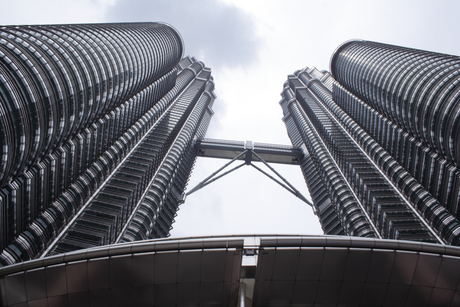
[1,235,460,306]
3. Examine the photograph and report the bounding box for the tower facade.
[3,27,460,306]
[0,23,215,265]
[281,40,460,245]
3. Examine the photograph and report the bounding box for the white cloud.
[104,0,263,70]
[0,0,113,24]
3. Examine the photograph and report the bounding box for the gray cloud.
[105,0,262,70]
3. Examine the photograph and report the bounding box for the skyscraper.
[2,25,460,306]
[281,40,460,245]
[0,23,216,266]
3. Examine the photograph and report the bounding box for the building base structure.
[1,235,460,306]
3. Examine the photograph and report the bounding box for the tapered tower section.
[282,40,460,245]
[0,23,215,265]
[331,40,460,218]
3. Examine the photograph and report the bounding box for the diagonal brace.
[186,150,248,196]
[249,162,314,208]
[186,162,246,196]
[185,148,314,212]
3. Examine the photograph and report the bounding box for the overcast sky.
[2,0,460,238]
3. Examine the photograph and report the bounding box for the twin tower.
[1,23,460,266]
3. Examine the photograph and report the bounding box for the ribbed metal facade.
[331,40,460,219]
[281,41,460,245]
[0,23,215,265]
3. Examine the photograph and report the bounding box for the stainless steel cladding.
[330,41,460,219]
[0,23,215,266]
[282,49,460,245]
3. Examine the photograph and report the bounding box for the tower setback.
[281,40,460,245]
[0,23,215,265]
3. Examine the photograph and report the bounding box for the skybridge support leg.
[184,147,314,212]
[185,150,248,196]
